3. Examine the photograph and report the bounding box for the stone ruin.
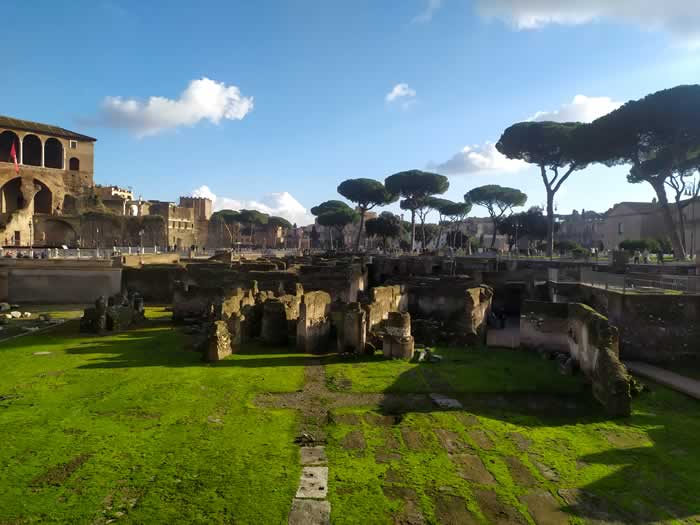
[520,300,632,417]
[80,291,145,334]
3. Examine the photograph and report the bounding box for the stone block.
[205,320,232,362]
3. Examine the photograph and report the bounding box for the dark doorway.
[22,134,42,166]
[44,138,64,169]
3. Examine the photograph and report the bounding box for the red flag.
[9,142,19,173]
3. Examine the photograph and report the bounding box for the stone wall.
[0,259,122,303]
[122,265,187,302]
[551,282,700,363]
[520,300,631,417]
[296,291,332,353]
[363,284,407,335]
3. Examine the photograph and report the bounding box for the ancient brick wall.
[296,291,332,353]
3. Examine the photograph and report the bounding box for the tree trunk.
[546,190,555,259]
[675,197,688,255]
[420,217,426,251]
[355,209,365,252]
[410,210,416,252]
[653,180,686,259]
[490,218,497,249]
[329,227,333,250]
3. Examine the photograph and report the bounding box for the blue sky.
[3,0,700,224]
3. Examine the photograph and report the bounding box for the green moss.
[0,312,303,524]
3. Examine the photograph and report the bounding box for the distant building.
[0,115,97,245]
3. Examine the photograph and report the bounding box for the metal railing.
[550,267,700,294]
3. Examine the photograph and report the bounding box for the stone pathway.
[625,361,700,400]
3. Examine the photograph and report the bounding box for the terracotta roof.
[0,115,96,142]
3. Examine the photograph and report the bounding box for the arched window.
[22,134,42,166]
[69,157,80,171]
[44,138,64,169]
[0,130,20,164]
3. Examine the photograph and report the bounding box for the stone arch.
[0,130,20,165]
[69,157,80,171]
[0,177,24,213]
[36,218,78,246]
[33,179,52,214]
[23,134,42,166]
[44,138,64,169]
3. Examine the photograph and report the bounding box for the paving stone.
[376,451,403,464]
[301,446,327,466]
[332,413,361,425]
[429,393,463,409]
[452,454,495,484]
[529,455,559,482]
[384,467,403,483]
[558,488,629,525]
[400,428,426,451]
[456,413,480,427]
[474,489,528,524]
[508,432,532,451]
[295,467,328,499]
[32,352,52,356]
[468,429,494,450]
[341,429,366,450]
[520,491,570,525]
[434,494,480,525]
[382,429,402,450]
[382,486,426,525]
[288,498,331,525]
[364,413,400,426]
[505,456,537,488]
[435,429,470,454]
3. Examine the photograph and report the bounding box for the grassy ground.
[325,348,589,395]
[0,308,304,524]
[325,352,700,524]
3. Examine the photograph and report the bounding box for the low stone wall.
[0,260,122,304]
[118,253,180,268]
[296,291,332,353]
[520,300,631,417]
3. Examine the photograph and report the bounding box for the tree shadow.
[371,354,700,523]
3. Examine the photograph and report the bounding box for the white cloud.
[413,0,442,23]
[385,83,417,103]
[192,185,313,226]
[428,141,527,176]
[475,0,700,47]
[529,94,623,123]
[98,77,254,137]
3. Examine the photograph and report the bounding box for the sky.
[3,0,700,225]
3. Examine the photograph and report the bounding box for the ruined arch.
[33,179,52,214]
[0,130,20,165]
[22,134,42,166]
[36,218,78,246]
[0,177,24,213]
[69,157,80,171]
[44,138,64,169]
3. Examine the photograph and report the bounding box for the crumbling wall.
[567,304,631,417]
[520,300,631,417]
[296,291,332,353]
[205,320,232,362]
[364,284,407,334]
[122,265,186,302]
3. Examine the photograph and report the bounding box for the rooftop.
[0,115,97,142]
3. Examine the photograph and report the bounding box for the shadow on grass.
[372,355,700,523]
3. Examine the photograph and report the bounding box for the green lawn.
[0,309,304,524]
[324,352,700,524]
[325,347,589,395]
